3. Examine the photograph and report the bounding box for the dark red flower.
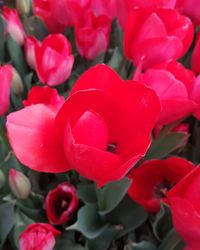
[124,8,194,69]
[6,65,161,186]
[19,223,60,250]
[128,157,195,212]
[45,182,78,225]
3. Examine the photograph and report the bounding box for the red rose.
[124,8,194,69]
[0,65,13,116]
[7,65,161,186]
[19,223,60,250]
[128,157,195,212]
[75,11,111,60]
[45,182,78,225]
[138,61,197,126]
[34,34,74,86]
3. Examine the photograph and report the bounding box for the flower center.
[107,143,117,153]
[154,180,174,198]
[54,196,71,216]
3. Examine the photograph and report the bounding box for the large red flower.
[7,65,161,186]
[128,157,194,212]
[124,8,194,69]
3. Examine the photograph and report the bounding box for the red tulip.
[45,182,78,225]
[34,34,74,86]
[191,30,200,74]
[0,65,13,116]
[124,8,194,69]
[89,0,116,19]
[24,36,40,70]
[49,0,91,27]
[23,86,65,110]
[139,61,197,126]
[19,223,60,250]
[6,65,161,186]
[128,157,194,212]
[116,0,176,29]
[176,0,200,26]
[2,6,25,45]
[33,0,66,33]
[75,11,111,60]
[168,165,200,250]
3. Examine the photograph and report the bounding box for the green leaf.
[0,16,5,62]
[145,132,189,159]
[66,204,108,239]
[6,34,28,77]
[107,196,148,237]
[77,183,97,204]
[158,229,185,250]
[87,226,119,250]
[97,177,131,215]
[107,47,123,72]
[0,201,15,247]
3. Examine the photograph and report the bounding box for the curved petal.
[7,104,70,172]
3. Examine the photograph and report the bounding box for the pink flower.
[75,11,111,60]
[19,223,60,250]
[124,8,194,69]
[35,34,74,86]
[33,0,66,33]
[0,64,13,116]
[2,6,25,45]
[191,30,200,74]
[24,36,40,70]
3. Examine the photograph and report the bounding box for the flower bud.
[8,169,31,199]
[11,67,24,95]
[0,170,5,189]
[45,182,79,225]
[16,0,31,15]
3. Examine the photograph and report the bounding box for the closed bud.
[11,67,24,95]
[9,169,31,199]
[16,0,31,15]
[0,170,5,189]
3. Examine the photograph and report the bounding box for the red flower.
[23,86,65,110]
[24,36,40,70]
[34,34,74,86]
[167,165,200,250]
[124,8,194,69]
[75,11,111,60]
[89,0,116,19]
[6,65,161,186]
[128,157,195,212]
[45,182,78,225]
[49,0,90,27]
[139,61,197,126]
[33,0,66,33]
[19,223,60,250]
[191,30,200,74]
[2,6,25,45]
[0,65,13,116]
[116,0,176,30]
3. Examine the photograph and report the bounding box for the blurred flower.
[168,165,200,249]
[128,157,195,212]
[19,223,60,250]
[191,30,200,74]
[45,182,78,225]
[139,61,197,126]
[0,64,13,116]
[2,6,25,45]
[23,86,65,110]
[24,36,40,70]
[75,11,111,60]
[89,0,116,19]
[34,34,74,86]
[6,65,161,186]
[33,0,66,33]
[124,8,194,69]
[8,169,31,199]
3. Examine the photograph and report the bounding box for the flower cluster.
[1,0,200,250]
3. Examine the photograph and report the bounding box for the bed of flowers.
[1,0,200,249]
